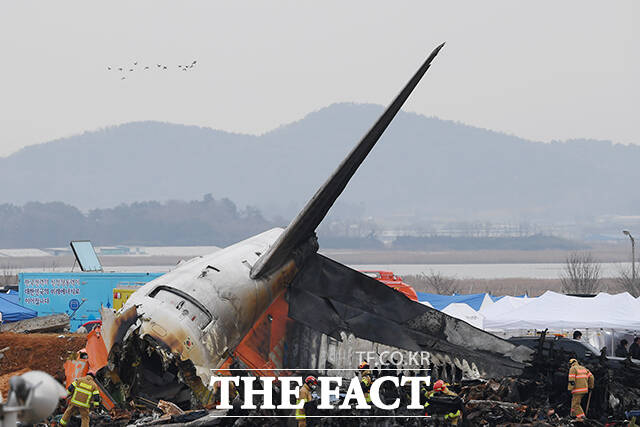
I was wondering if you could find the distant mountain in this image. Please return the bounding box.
[2,103,639,221]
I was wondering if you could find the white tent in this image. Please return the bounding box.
[419,301,434,308]
[442,303,485,329]
[478,294,495,313]
[479,295,530,319]
[484,291,640,331]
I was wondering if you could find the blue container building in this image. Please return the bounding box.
[19,272,162,330]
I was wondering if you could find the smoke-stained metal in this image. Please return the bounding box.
[101,229,300,394]
[287,254,532,378]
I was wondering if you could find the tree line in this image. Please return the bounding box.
[0,194,585,252]
[0,194,278,249]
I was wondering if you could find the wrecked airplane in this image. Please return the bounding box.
[98,43,533,408]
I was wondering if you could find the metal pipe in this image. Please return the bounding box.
[623,230,635,283]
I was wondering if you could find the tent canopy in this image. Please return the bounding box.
[0,291,37,323]
[1,289,19,305]
[416,292,494,311]
[484,291,640,331]
[442,303,485,329]
[480,295,530,319]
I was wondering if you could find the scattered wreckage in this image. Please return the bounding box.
[14,44,637,425]
[0,313,69,334]
[54,330,640,426]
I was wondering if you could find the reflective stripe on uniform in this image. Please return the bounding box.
[295,398,308,419]
[362,376,372,403]
[572,387,589,394]
[424,390,433,407]
[70,381,94,408]
[445,409,461,419]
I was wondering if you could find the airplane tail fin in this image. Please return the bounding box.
[251,43,445,279]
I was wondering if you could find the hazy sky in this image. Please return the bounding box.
[0,1,637,157]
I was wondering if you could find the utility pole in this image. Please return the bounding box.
[623,230,635,283]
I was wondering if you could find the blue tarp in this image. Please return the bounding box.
[1,290,19,305]
[0,291,37,323]
[417,292,528,311]
[416,292,491,311]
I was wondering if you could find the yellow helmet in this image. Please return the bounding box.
[569,358,578,365]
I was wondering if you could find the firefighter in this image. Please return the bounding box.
[359,361,373,405]
[60,373,101,427]
[212,376,239,406]
[424,380,463,425]
[567,358,595,420]
[295,375,317,427]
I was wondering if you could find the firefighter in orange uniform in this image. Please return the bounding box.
[424,380,462,425]
[567,358,594,420]
[60,373,101,427]
[295,375,317,427]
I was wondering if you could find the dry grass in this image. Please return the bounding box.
[322,243,629,265]
[404,276,624,297]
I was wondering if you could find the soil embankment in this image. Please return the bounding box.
[0,332,86,396]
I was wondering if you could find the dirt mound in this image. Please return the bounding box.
[0,332,86,396]
[0,368,30,398]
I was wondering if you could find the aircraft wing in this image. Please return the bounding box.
[287,254,533,378]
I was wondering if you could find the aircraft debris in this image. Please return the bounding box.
[95,44,542,414]
[157,399,184,416]
[3,42,636,426]
[0,313,69,333]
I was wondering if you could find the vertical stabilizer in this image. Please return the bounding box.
[251,43,445,279]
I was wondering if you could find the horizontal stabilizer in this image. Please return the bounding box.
[287,254,532,378]
[251,43,445,279]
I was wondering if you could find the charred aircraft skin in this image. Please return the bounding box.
[108,228,293,388]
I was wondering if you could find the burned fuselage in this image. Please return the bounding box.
[96,43,533,408]
[102,228,298,405]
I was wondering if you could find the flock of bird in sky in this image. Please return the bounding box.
[108,60,198,80]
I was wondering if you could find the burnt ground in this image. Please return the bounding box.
[0,332,86,396]
[1,331,639,425]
